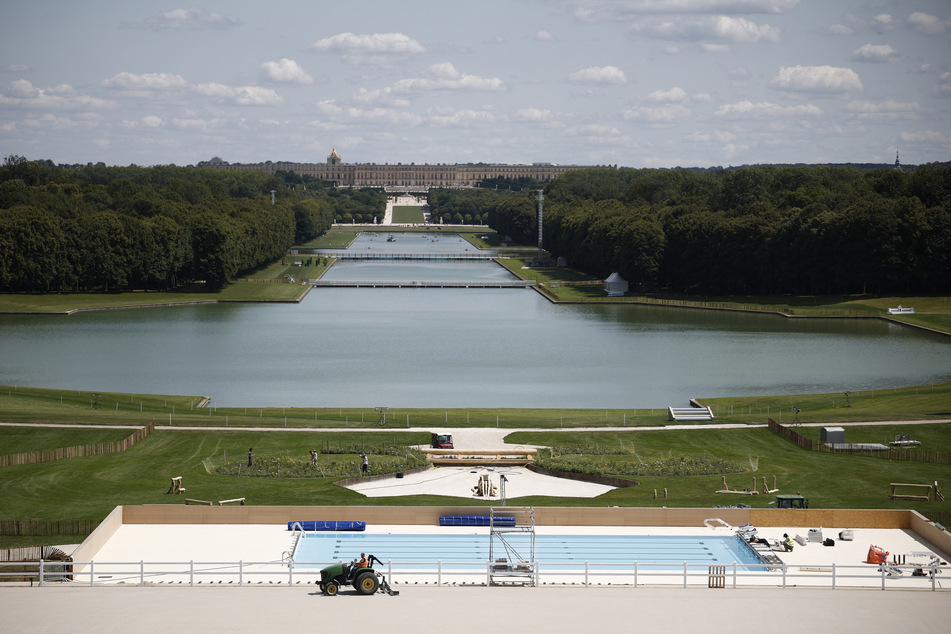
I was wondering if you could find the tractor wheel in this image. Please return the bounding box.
[324,581,339,596]
[355,572,378,595]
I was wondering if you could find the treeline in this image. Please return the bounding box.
[0,158,368,292]
[427,177,547,225]
[273,170,387,224]
[434,164,951,295]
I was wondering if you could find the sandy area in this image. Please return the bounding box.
[345,465,613,499]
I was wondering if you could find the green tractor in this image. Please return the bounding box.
[318,554,398,596]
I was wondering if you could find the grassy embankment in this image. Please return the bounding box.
[0,231,363,314]
[1,382,949,547]
[496,257,951,336]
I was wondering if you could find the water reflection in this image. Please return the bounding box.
[0,234,948,408]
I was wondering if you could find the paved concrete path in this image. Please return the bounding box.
[3,585,949,633]
[3,420,949,451]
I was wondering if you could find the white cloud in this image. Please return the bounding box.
[846,100,920,122]
[314,100,343,116]
[345,107,421,126]
[827,24,853,36]
[571,1,799,19]
[171,117,228,130]
[536,30,555,41]
[310,32,425,54]
[22,113,82,130]
[1,64,30,73]
[122,9,240,31]
[574,123,620,136]
[871,14,896,32]
[686,129,736,143]
[102,72,188,90]
[391,64,505,93]
[646,87,688,102]
[2,79,115,109]
[769,65,862,94]
[193,83,283,106]
[630,15,781,43]
[10,79,39,98]
[846,100,919,114]
[567,65,627,85]
[851,44,899,63]
[934,72,951,97]
[120,115,163,129]
[907,12,951,35]
[515,108,553,122]
[261,59,313,85]
[623,104,691,123]
[900,130,949,144]
[715,100,823,117]
[426,108,495,128]
[351,64,503,104]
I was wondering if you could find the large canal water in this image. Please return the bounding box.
[1,233,948,408]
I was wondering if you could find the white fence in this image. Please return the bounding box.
[1,559,943,591]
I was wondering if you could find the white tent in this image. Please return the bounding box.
[604,272,628,297]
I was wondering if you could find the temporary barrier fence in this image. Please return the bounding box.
[1,558,942,592]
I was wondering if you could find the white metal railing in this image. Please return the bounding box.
[0,559,943,591]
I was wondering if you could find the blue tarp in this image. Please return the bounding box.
[288,520,366,531]
[439,516,516,527]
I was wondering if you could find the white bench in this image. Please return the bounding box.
[887,307,914,314]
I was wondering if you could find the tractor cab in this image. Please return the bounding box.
[773,494,808,509]
[431,433,453,449]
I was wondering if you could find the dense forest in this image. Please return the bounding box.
[0,158,383,292]
[430,164,951,295]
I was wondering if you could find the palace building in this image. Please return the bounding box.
[198,149,601,188]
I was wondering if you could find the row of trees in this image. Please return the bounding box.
[427,188,493,225]
[0,157,349,291]
[273,170,387,224]
[433,164,951,295]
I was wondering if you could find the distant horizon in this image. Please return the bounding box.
[27,154,933,171]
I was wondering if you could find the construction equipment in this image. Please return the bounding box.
[430,433,453,449]
[318,555,398,596]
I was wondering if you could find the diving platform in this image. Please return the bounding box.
[310,280,534,289]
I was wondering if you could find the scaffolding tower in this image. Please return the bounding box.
[488,506,535,585]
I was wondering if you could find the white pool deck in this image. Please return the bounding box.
[6,522,949,634]
[65,522,948,590]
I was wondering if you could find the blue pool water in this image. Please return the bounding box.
[294,533,762,570]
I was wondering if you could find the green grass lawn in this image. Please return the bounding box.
[0,426,136,454]
[507,427,951,514]
[391,206,425,223]
[1,382,949,429]
[2,423,947,529]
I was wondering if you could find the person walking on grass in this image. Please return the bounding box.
[361,452,369,474]
[248,448,254,467]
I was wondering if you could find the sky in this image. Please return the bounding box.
[1,0,949,169]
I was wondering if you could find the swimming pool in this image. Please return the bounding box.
[293,532,763,570]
